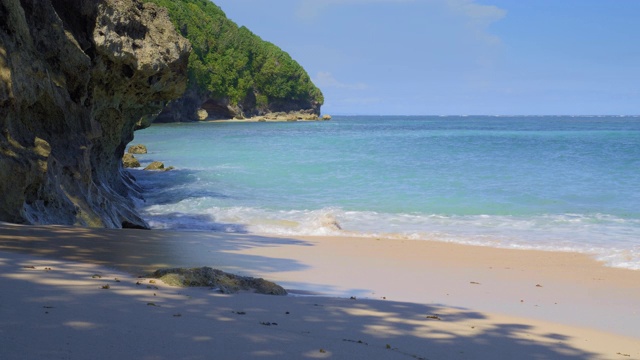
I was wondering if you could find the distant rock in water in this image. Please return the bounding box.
[149,267,287,295]
[122,154,141,168]
[144,161,174,171]
[128,144,148,154]
[0,0,190,228]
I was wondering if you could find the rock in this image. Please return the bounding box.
[143,161,173,171]
[0,0,190,228]
[319,213,342,231]
[144,161,165,171]
[322,114,332,120]
[122,154,140,168]
[128,144,147,154]
[197,109,208,121]
[149,267,287,295]
[158,92,322,122]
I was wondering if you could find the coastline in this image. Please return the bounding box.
[206,118,328,123]
[1,222,639,359]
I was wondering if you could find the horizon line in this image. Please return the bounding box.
[323,114,640,117]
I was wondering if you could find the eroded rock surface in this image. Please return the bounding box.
[149,267,288,295]
[122,153,140,168]
[0,0,190,228]
[128,144,148,154]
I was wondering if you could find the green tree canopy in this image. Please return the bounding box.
[144,0,323,109]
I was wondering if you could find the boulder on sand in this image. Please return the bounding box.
[149,267,287,295]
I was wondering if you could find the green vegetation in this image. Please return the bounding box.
[144,0,323,109]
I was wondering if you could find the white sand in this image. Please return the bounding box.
[0,222,639,359]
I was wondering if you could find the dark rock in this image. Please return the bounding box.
[0,0,190,227]
[149,267,287,295]
[155,77,321,122]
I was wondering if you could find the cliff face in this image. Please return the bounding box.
[0,0,190,228]
[155,88,322,122]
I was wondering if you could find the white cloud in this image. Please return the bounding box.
[444,0,506,44]
[297,0,506,44]
[296,0,414,20]
[314,71,368,90]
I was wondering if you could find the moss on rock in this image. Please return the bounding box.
[149,267,287,295]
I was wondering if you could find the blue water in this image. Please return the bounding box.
[130,116,640,269]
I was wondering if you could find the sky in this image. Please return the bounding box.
[213,0,640,115]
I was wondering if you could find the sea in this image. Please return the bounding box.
[130,116,640,270]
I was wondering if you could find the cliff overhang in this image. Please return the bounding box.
[0,0,190,228]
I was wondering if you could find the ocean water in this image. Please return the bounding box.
[130,116,640,270]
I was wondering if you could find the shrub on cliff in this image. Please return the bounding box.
[143,0,323,118]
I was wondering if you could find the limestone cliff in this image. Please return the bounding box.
[0,0,190,228]
[155,88,322,122]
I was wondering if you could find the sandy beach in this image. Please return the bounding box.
[1,222,639,359]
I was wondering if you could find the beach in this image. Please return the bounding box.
[1,222,639,359]
[3,1,638,359]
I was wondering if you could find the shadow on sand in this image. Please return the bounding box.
[0,222,624,359]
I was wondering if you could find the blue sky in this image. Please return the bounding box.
[213,0,640,115]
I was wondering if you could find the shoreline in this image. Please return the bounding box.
[205,118,328,123]
[1,222,639,358]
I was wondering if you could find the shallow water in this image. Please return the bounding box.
[131,116,640,269]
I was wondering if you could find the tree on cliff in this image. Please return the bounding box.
[143,0,323,120]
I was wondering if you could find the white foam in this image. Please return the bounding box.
[138,202,640,270]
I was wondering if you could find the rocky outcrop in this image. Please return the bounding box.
[122,153,140,168]
[156,91,322,122]
[0,0,190,228]
[128,144,147,154]
[144,161,173,171]
[145,0,322,123]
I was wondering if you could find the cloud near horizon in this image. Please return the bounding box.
[296,0,413,20]
[297,0,505,27]
[314,72,368,90]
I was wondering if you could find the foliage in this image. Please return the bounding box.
[143,0,323,107]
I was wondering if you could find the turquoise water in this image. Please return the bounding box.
[131,116,640,269]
